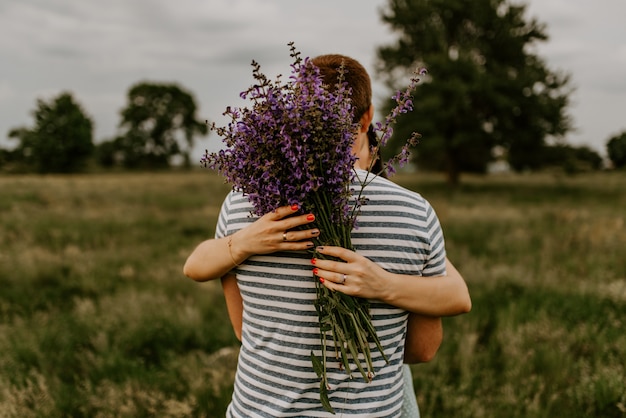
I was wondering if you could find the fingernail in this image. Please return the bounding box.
[306,242,314,248]
[313,268,319,275]
[311,258,316,265]
[306,214,315,221]
[316,246,324,251]
[291,203,299,211]
[311,229,319,236]
[319,277,325,283]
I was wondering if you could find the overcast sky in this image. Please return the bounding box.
[1,0,625,157]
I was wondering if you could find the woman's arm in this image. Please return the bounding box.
[222,275,446,364]
[221,273,446,357]
[311,249,471,364]
[312,247,472,316]
[213,216,470,361]
[222,258,469,346]
[183,205,319,282]
[402,258,469,363]
[402,259,470,363]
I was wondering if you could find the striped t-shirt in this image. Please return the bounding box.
[215,169,446,417]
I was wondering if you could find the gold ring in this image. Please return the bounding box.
[282,233,287,241]
[341,274,347,284]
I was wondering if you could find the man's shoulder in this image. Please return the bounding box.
[364,174,430,206]
[219,190,255,219]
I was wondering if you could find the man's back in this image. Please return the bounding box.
[216,171,446,417]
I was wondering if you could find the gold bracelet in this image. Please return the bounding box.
[227,235,240,267]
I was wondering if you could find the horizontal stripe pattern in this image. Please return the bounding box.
[215,171,446,417]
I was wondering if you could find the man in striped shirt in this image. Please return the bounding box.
[185,54,452,417]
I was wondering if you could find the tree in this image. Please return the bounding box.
[113,82,208,169]
[377,0,573,184]
[541,144,602,173]
[7,92,93,173]
[606,131,626,169]
[570,145,602,172]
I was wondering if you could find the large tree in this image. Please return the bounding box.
[377,0,573,184]
[112,82,208,169]
[7,92,93,173]
[606,131,626,169]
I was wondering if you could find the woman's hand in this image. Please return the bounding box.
[230,204,320,261]
[311,247,471,316]
[184,204,319,281]
[310,245,390,300]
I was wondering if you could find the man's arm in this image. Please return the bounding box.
[404,313,443,363]
[222,275,444,362]
[221,274,243,341]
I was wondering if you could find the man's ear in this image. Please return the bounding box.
[359,105,375,133]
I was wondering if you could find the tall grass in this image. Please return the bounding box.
[1,171,624,417]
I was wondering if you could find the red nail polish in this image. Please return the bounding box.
[311,258,316,265]
[291,203,299,211]
[307,214,315,221]
[313,268,319,275]
[319,277,325,283]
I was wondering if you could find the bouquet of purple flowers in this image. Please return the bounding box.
[203,42,423,413]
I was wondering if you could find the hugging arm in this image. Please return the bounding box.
[311,249,470,363]
[404,258,469,363]
[404,313,443,363]
[312,247,471,316]
[221,256,471,364]
[191,204,471,362]
[183,204,319,282]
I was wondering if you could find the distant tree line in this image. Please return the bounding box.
[0,82,207,173]
[1,0,626,178]
[376,0,625,182]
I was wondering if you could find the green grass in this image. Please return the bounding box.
[1,170,625,417]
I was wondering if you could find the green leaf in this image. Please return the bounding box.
[319,380,335,414]
[335,301,353,316]
[347,340,369,382]
[340,292,358,310]
[338,341,352,376]
[310,351,324,378]
[357,308,389,364]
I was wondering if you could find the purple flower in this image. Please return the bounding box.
[203,45,359,228]
[367,67,425,175]
[201,43,426,414]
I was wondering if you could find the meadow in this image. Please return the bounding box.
[0,170,624,417]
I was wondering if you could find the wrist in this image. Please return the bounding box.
[380,271,418,312]
[227,231,247,266]
[226,235,240,267]
[377,270,399,305]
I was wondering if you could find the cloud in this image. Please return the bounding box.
[0,81,15,103]
[1,0,625,153]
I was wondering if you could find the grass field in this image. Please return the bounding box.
[0,170,625,417]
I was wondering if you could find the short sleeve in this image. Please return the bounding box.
[214,193,232,240]
[422,203,447,277]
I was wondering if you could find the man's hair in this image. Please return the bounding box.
[311,54,372,122]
